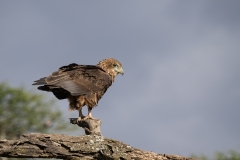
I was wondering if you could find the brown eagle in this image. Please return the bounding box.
[33,58,124,121]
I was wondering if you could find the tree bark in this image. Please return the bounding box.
[0,133,195,160]
[0,119,196,159]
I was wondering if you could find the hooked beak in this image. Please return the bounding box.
[119,68,124,75]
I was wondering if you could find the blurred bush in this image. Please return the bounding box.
[0,82,73,140]
[192,149,240,160]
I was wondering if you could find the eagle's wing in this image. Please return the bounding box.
[33,64,112,96]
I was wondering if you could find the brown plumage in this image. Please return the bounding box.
[33,58,124,121]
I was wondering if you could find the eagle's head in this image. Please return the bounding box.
[97,58,124,80]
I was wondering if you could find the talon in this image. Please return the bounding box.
[83,115,95,120]
[77,117,82,122]
[83,107,96,120]
[77,116,85,122]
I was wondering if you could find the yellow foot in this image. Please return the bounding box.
[83,115,96,120]
[77,116,85,122]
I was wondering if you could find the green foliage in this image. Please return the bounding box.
[214,150,240,160]
[191,154,208,160]
[192,149,240,160]
[0,82,73,140]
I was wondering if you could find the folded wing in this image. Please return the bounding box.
[33,64,112,99]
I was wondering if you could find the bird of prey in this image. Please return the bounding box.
[33,58,124,121]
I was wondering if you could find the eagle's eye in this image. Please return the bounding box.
[113,64,118,67]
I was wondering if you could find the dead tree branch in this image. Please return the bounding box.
[70,118,102,136]
[0,133,195,160]
[0,118,195,159]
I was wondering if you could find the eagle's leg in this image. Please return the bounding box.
[77,108,85,121]
[76,96,86,122]
[77,107,85,122]
[83,107,96,120]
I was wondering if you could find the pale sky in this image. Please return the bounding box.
[1,0,240,157]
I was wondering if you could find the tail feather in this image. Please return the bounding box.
[32,77,47,85]
[37,85,51,91]
[37,85,70,99]
[52,92,69,99]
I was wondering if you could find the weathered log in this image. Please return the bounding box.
[0,133,195,160]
